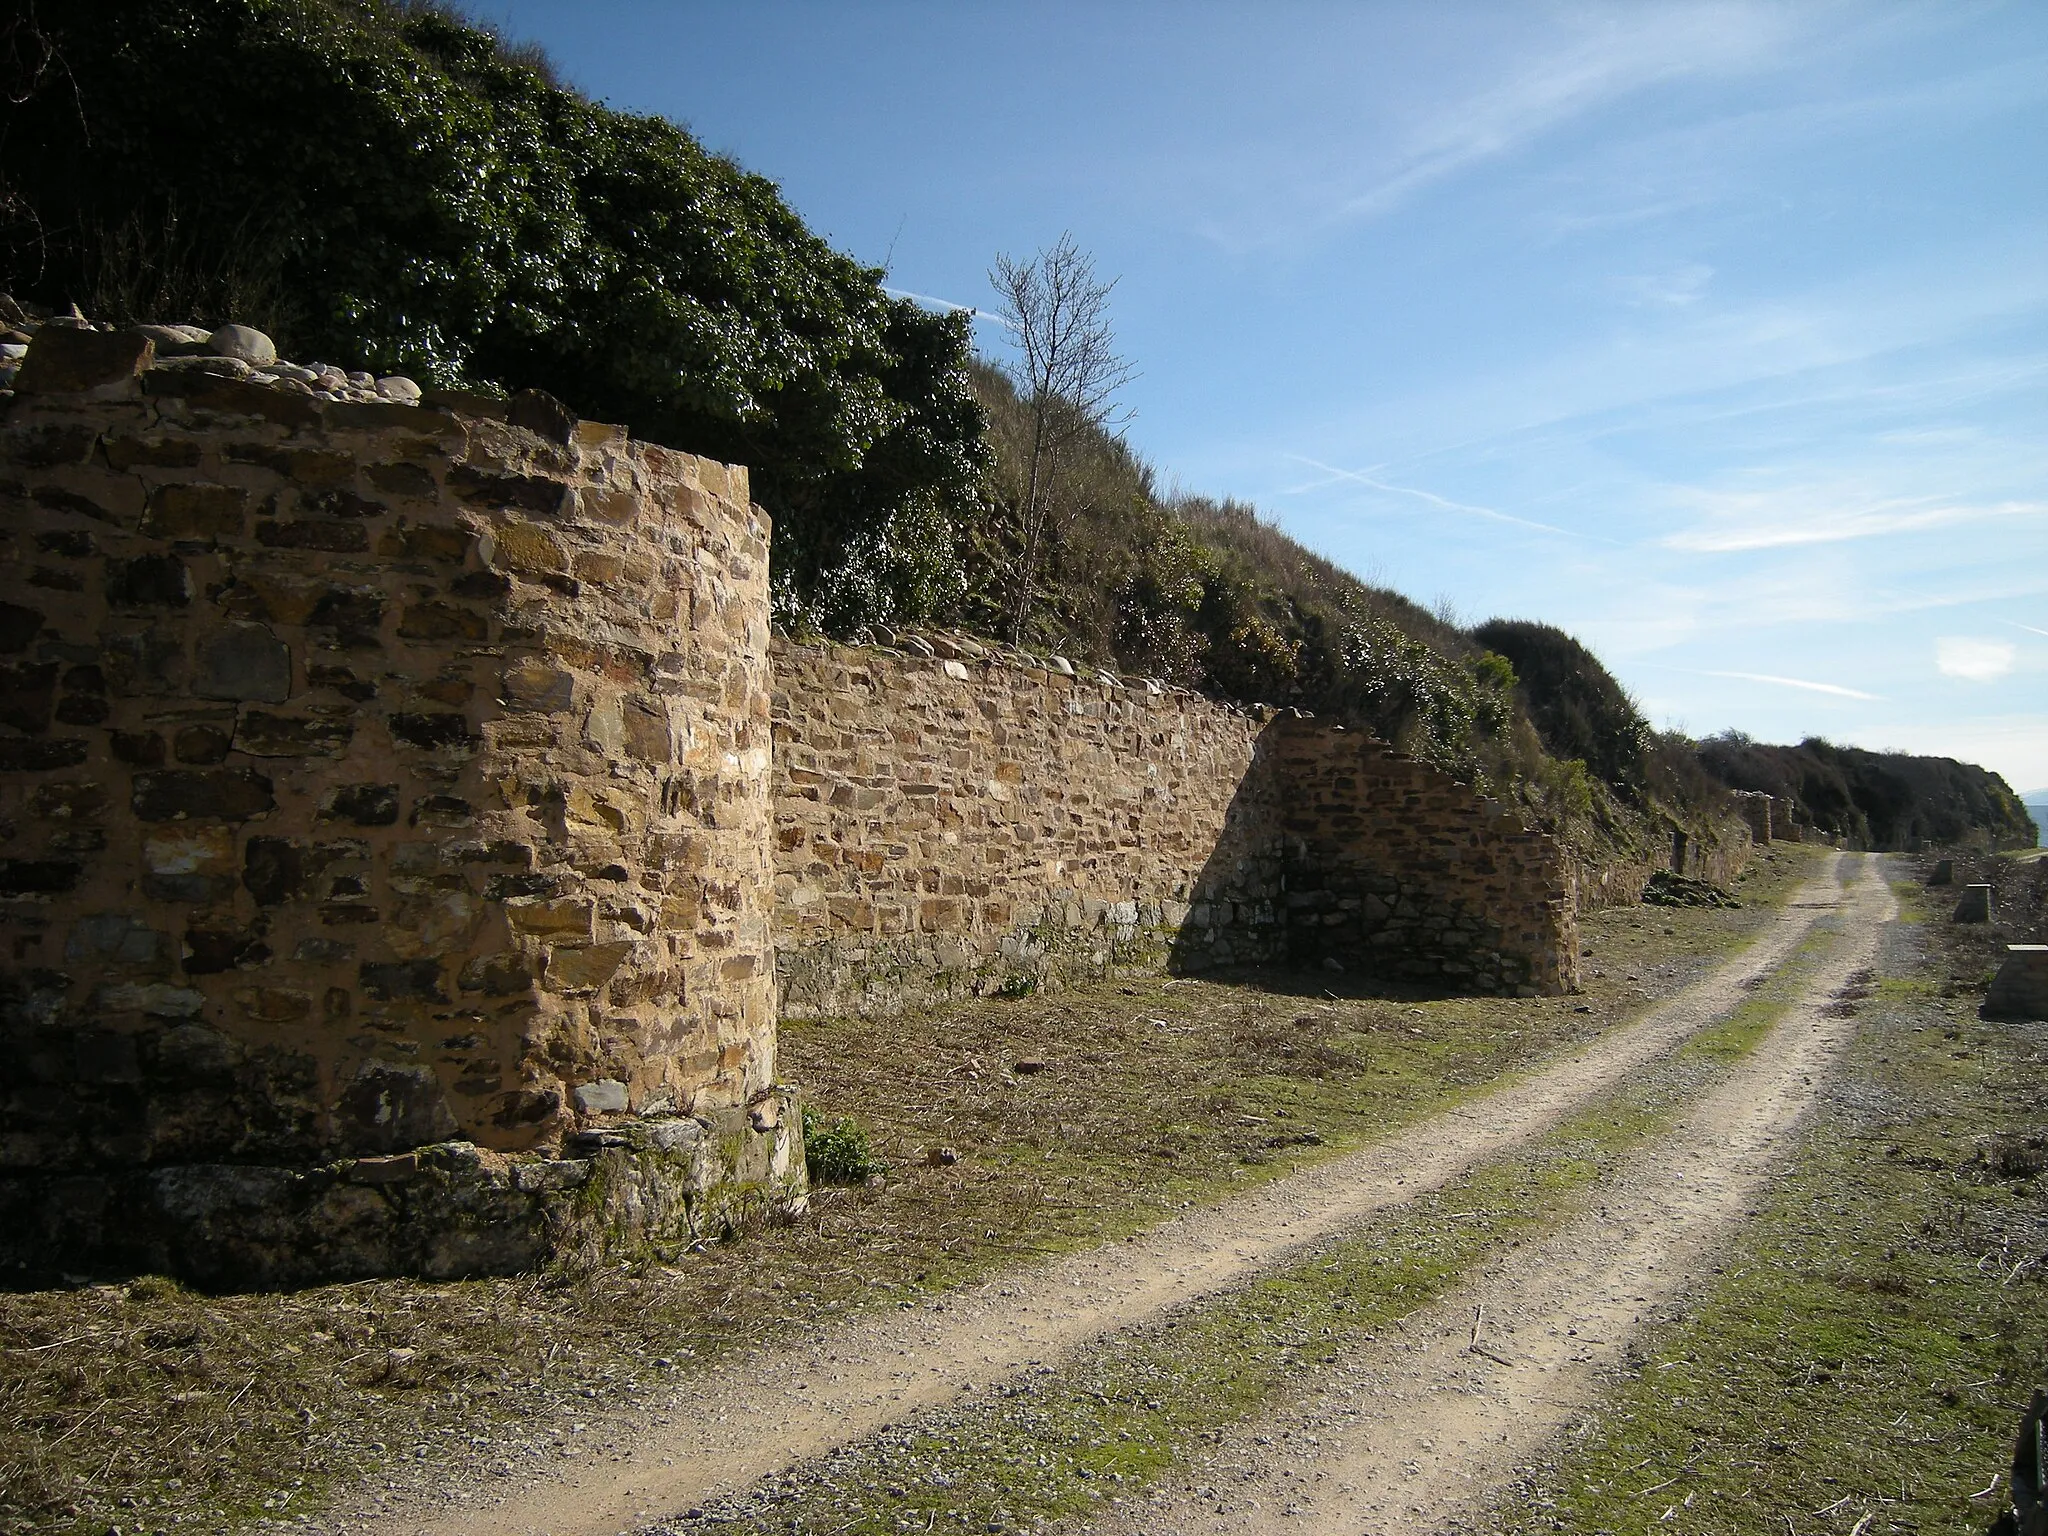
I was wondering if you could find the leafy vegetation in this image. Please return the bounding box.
[3,0,2025,854]
[800,1109,888,1186]
[961,362,1546,794]
[0,0,989,633]
[1699,733,2039,850]
[1471,619,1652,790]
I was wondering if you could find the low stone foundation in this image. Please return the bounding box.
[0,1090,803,1289]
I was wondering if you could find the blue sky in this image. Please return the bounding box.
[484,1,2048,794]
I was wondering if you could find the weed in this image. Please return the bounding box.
[802,1109,889,1184]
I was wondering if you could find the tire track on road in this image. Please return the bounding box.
[1088,855,1892,1535]
[360,856,1850,1536]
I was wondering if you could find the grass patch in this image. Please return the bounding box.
[1494,865,2048,1534]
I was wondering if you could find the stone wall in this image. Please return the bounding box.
[771,638,1286,1014]
[0,326,797,1284]
[1270,720,1578,995]
[0,319,1620,1284]
[770,640,1579,1010]
[1569,813,1753,914]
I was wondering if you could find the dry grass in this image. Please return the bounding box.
[0,848,1823,1534]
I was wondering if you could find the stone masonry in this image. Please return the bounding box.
[0,325,798,1286]
[770,641,1581,1012]
[2,317,1620,1287]
[772,639,1287,1014]
[1271,719,1579,995]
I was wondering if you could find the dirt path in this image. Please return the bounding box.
[359,855,1849,1536]
[1084,854,1894,1535]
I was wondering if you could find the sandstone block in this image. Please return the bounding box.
[545,942,632,991]
[235,709,352,757]
[256,518,369,553]
[171,722,233,764]
[235,987,313,1022]
[191,618,292,704]
[507,897,595,938]
[66,913,167,968]
[572,1079,629,1116]
[397,601,490,642]
[389,712,474,751]
[96,982,206,1019]
[319,783,401,825]
[503,661,575,712]
[132,768,275,822]
[106,554,191,608]
[359,960,447,1002]
[142,483,248,541]
[337,1064,457,1155]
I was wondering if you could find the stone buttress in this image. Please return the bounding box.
[0,328,799,1287]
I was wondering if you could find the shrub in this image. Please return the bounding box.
[1469,619,1651,792]
[2,0,988,632]
[801,1108,887,1185]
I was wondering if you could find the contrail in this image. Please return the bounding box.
[1700,669,1881,701]
[1286,455,1582,538]
[881,286,1014,331]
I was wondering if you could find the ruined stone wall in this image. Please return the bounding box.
[771,639,1286,1014]
[1270,720,1579,996]
[771,641,1581,1009]
[1569,814,1753,915]
[1,321,1605,1282]
[0,329,793,1283]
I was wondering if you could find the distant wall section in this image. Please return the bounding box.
[771,640,1286,1014]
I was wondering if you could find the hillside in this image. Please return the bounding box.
[1696,734,2038,851]
[2,0,2025,863]
[0,0,991,639]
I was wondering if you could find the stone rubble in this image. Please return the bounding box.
[0,297,419,407]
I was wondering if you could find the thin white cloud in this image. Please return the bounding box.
[1284,455,1582,538]
[2006,620,2048,639]
[1617,262,1715,308]
[1936,636,2017,682]
[1700,669,1883,701]
[881,286,1013,331]
[1663,494,2045,553]
[1327,7,1798,228]
[1171,3,1810,254]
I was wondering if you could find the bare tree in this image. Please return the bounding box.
[989,233,1135,645]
